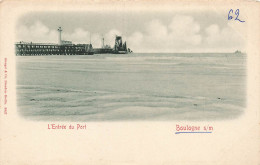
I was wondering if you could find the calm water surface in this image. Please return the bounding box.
[16,53,246,121]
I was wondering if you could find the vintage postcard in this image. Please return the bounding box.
[0,0,260,164]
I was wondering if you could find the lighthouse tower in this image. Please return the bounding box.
[57,27,62,45]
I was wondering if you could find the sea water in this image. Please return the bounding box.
[16,53,246,121]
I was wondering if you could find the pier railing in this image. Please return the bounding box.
[15,42,94,56]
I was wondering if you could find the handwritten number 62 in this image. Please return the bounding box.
[228,9,245,22]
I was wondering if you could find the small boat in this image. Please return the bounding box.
[234,50,242,54]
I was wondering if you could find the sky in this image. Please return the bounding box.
[16,11,246,53]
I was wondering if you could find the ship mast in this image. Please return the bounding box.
[102,35,105,48]
[90,33,91,44]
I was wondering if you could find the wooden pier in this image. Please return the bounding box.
[15,42,94,56]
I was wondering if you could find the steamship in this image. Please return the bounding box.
[93,35,132,54]
[113,35,132,54]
